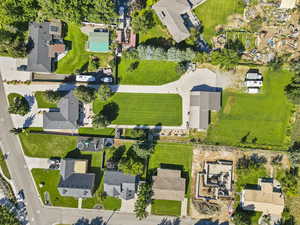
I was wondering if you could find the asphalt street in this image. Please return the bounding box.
[0,73,203,225]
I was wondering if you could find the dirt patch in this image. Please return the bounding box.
[189,146,290,221]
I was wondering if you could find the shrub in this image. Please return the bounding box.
[73,86,96,103]
[8,96,29,116]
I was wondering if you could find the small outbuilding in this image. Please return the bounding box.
[244,69,263,94]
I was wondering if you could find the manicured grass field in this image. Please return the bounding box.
[151,200,181,216]
[34,91,58,108]
[118,59,181,85]
[31,169,78,208]
[78,127,115,136]
[93,93,182,126]
[194,0,244,42]
[206,69,294,149]
[0,148,11,179]
[19,133,77,158]
[149,143,193,195]
[55,24,112,74]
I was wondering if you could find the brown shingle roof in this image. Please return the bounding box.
[152,168,185,201]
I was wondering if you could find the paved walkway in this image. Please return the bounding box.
[181,198,188,217]
[3,68,232,129]
[119,195,137,213]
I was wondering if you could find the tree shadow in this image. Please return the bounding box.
[241,132,250,143]
[23,114,35,128]
[74,217,104,225]
[139,37,173,49]
[101,102,119,122]
[194,219,229,225]
[158,217,181,225]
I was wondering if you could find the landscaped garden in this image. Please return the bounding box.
[206,69,294,149]
[193,0,245,42]
[118,59,181,85]
[55,24,112,74]
[93,93,182,126]
[19,133,77,158]
[151,199,181,216]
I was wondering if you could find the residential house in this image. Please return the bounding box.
[27,20,65,73]
[87,31,110,53]
[77,137,113,151]
[43,91,82,130]
[152,0,202,43]
[189,90,221,130]
[245,70,263,94]
[152,168,186,201]
[57,159,95,198]
[241,178,284,216]
[104,171,138,200]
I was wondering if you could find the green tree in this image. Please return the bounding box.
[118,156,144,175]
[88,56,100,72]
[97,85,112,101]
[233,213,250,225]
[131,9,155,33]
[193,52,210,64]
[88,0,117,24]
[211,49,240,70]
[92,113,110,128]
[268,55,284,71]
[8,96,30,116]
[44,90,62,103]
[73,86,96,103]
[131,143,152,160]
[134,183,153,220]
[0,205,21,225]
[176,61,188,75]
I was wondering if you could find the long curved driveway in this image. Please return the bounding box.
[0,74,204,225]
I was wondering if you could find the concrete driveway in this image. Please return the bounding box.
[0,57,31,81]
[119,196,137,213]
[24,156,50,170]
[3,68,232,129]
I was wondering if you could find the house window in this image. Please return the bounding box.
[161,11,166,17]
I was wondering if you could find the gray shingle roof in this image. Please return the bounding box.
[104,171,137,200]
[152,0,191,42]
[43,91,80,129]
[189,90,221,129]
[27,22,53,73]
[58,159,95,198]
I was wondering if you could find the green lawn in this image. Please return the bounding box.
[149,143,193,195]
[194,0,244,42]
[139,24,171,44]
[31,169,78,208]
[235,167,268,192]
[34,91,58,108]
[78,127,115,136]
[93,93,182,126]
[118,59,181,85]
[151,200,181,216]
[206,69,294,149]
[0,148,11,179]
[103,196,122,210]
[19,133,77,158]
[55,24,112,74]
